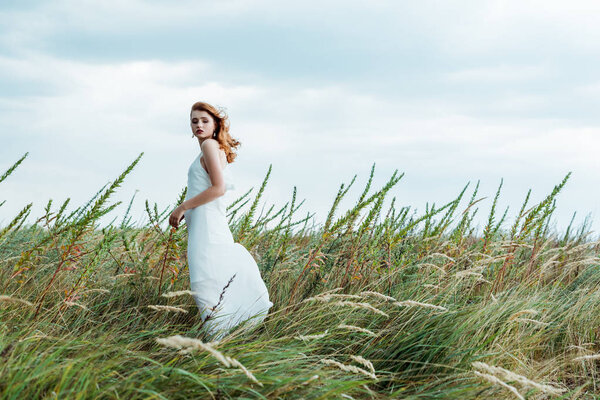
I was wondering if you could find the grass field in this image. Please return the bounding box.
[1,152,599,399]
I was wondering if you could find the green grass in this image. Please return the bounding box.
[1,152,598,399]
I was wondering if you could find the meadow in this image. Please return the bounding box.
[1,152,599,399]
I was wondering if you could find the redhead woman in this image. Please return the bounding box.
[168,101,273,338]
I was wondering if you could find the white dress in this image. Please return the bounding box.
[183,151,273,337]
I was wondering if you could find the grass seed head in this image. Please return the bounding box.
[0,295,33,306]
[321,358,378,380]
[473,371,524,400]
[64,301,88,310]
[573,354,600,362]
[472,362,565,395]
[331,301,389,317]
[394,300,447,312]
[148,305,188,313]
[350,355,375,373]
[360,291,396,302]
[295,329,329,341]
[161,290,198,298]
[338,324,377,336]
[156,335,262,386]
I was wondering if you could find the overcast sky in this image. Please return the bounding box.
[1,0,599,237]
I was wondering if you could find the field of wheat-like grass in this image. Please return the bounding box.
[1,152,599,399]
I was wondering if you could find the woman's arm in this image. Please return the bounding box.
[169,139,227,228]
[182,186,223,210]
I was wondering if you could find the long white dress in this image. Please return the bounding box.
[183,151,273,337]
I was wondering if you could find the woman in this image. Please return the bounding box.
[168,101,273,338]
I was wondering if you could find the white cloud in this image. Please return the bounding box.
[430,0,600,54]
[445,65,553,83]
[1,1,599,234]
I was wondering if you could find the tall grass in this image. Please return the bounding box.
[1,152,599,399]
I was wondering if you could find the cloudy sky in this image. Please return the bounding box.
[1,0,599,236]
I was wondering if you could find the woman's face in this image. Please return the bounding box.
[191,110,217,140]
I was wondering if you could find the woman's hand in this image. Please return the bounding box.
[169,204,186,229]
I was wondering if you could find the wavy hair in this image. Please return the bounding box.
[190,101,241,163]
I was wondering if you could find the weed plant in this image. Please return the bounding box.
[1,153,598,399]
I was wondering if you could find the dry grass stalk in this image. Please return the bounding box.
[18,333,52,342]
[64,301,88,310]
[539,246,566,256]
[325,293,363,299]
[338,324,377,337]
[566,343,594,352]
[426,253,455,262]
[0,295,33,306]
[295,329,328,341]
[350,355,375,373]
[514,318,549,327]
[454,271,491,284]
[147,305,188,313]
[81,288,110,294]
[423,284,440,289]
[362,384,375,396]
[302,375,319,385]
[473,371,524,400]
[539,260,559,275]
[565,240,600,255]
[303,293,363,303]
[156,335,262,386]
[320,287,343,295]
[224,358,261,386]
[454,269,482,278]
[331,301,389,317]
[472,361,565,396]
[508,309,538,320]
[113,273,135,279]
[394,300,447,312]
[360,291,396,302]
[499,242,533,250]
[161,290,197,298]
[416,263,447,275]
[573,354,600,362]
[474,255,509,265]
[321,358,377,380]
[564,257,600,269]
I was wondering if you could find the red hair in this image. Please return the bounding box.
[190,101,241,163]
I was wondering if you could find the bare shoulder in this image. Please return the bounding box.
[201,139,227,167]
[201,138,219,151]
